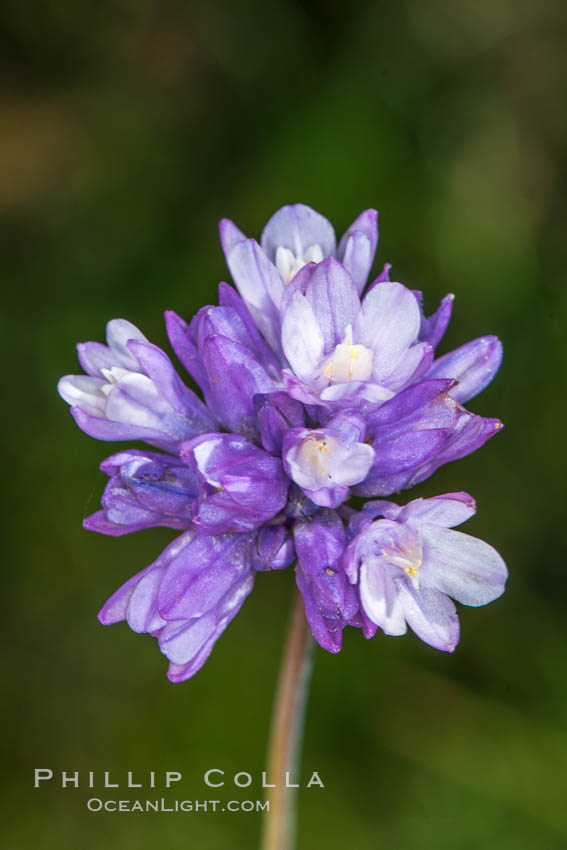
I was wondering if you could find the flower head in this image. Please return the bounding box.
[58,203,507,680]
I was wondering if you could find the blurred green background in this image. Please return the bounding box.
[2,0,567,847]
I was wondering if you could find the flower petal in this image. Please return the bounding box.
[386,342,434,392]
[398,493,476,528]
[219,217,247,256]
[281,291,325,380]
[360,428,451,488]
[70,404,174,450]
[427,336,503,403]
[223,237,283,351]
[159,572,254,667]
[356,283,421,382]
[127,340,217,435]
[359,562,407,635]
[254,391,306,455]
[296,565,343,653]
[106,319,148,370]
[182,433,289,533]
[253,525,295,571]
[369,263,391,286]
[127,565,167,633]
[304,258,361,352]
[366,378,455,428]
[330,442,375,487]
[98,563,155,625]
[77,342,124,378]
[337,209,378,294]
[164,310,208,390]
[397,583,460,651]
[420,525,508,606]
[260,203,336,262]
[158,534,253,621]
[418,293,454,347]
[217,282,283,377]
[58,375,106,417]
[202,334,278,438]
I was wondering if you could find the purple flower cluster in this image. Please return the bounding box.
[58,204,507,682]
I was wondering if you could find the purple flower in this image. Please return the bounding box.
[98,530,256,682]
[58,319,216,452]
[282,412,374,507]
[254,391,306,455]
[252,525,296,571]
[180,433,289,533]
[219,204,378,353]
[166,297,281,441]
[344,493,508,651]
[354,379,503,496]
[58,202,507,682]
[426,334,503,404]
[84,450,198,536]
[412,289,454,347]
[218,205,503,415]
[293,509,360,653]
[279,260,433,407]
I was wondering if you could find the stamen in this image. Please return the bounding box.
[100,366,131,396]
[275,243,324,284]
[298,434,338,479]
[321,324,373,383]
[403,557,422,578]
[381,547,422,588]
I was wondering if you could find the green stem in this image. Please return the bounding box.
[260,587,314,850]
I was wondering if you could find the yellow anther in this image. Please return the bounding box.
[403,557,422,577]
